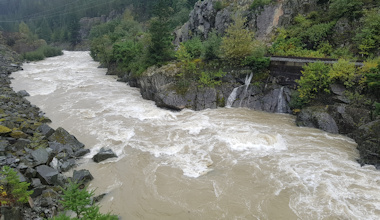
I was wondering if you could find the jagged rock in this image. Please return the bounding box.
[0,140,8,155]
[31,178,43,187]
[12,138,31,150]
[72,169,93,184]
[48,141,74,158]
[37,124,55,138]
[92,193,107,204]
[17,90,30,97]
[60,158,76,172]
[296,106,339,134]
[49,157,60,170]
[36,165,59,185]
[31,148,49,166]
[74,148,90,157]
[24,167,37,179]
[93,148,117,163]
[48,127,84,151]
[31,186,46,198]
[354,120,380,167]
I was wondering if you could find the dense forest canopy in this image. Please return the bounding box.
[0,0,197,43]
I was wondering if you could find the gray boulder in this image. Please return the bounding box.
[93,148,117,163]
[36,165,59,185]
[37,124,55,138]
[72,169,93,184]
[17,90,30,97]
[48,127,84,151]
[74,148,90,158]
[31,148,49,166]
[296,106,339,134]
[60,158,76,172]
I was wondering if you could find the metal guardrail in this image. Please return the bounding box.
[269,56,364,66]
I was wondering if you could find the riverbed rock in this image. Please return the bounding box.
[93,148,117,163]
[74,148,90,158]
[36,165,59,185]
[0,125,12,135]
[17,90,30,97]
[31,148,49,166]
[37,124,55,138]
[48,127,85,151]
[73,169,94,184]
[296,106,339,134]
[354,120,380,167]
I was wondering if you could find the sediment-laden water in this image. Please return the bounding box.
[11,51,380,219]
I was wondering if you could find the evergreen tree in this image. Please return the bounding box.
[36,18,52,43]
[147,0,174,66]
[67,13,81,45]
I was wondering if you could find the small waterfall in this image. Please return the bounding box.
[226,87,239,107]
[239,73,253,107]
[277,86,286,113]
[226,73,253,108]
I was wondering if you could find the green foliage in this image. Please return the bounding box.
[59,181,118,220]
[374,102,380,116]
[328,59,357,87]
[89,20,120,40]
[182,36,203,59]
[221,14,256,62]
[329,0,364,19]
[0,166,33,206]
[147,0,175,66]
[301,22,335,45]
[202,31,222,60]
[197,70,226,88]
[355,9,380,57]
[23,45,63,61]
[250,0,273,11]
[296,62,331,103]
[365,62,380,96]
[242,56,270,73]
[90,35,114,65]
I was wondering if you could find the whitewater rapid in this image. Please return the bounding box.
[11,51,380,220]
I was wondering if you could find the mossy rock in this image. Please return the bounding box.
[0,125,12,135]
[10,130,29,139]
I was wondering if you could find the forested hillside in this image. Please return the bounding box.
[0,0,197,44]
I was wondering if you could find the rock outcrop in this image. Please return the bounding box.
[174,0,318,44]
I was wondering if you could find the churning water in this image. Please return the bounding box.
[11,51,380,219]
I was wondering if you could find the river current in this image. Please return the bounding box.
[11,51,380,219]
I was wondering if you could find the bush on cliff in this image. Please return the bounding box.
[296,62,331,103]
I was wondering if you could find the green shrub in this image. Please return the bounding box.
[202,31,222,60]
[57,180,118,220]
[197,70,226,88]
[0,166,33,206]
[242,56,270,73]
[355,9,380,57]
[23,45,63,61]
[183,36,203,59]
[296,62,331,103]
[213,1,225,11]
[374,102,380,116]
[328,59,357,87]
[365,62,380,96]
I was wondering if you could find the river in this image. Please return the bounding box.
[11,51,380,219]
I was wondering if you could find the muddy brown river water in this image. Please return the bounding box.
[11,51,380,220]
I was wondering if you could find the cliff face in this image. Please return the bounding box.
[174,0,318,44]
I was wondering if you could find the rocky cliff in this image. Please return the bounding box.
[174,0,318,44]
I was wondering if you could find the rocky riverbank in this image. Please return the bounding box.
[0,48,94,219]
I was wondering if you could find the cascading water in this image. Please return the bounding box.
[11,51,380,220]
[226,73,253,108]
[276,86,286,113]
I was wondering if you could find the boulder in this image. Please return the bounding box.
[48,127,84,151]
[17,90,30,97]
[72,169,94,185]
[37,124,55,138]
[93,148,117,163]
[48,141,74,158]
[296,106,339,134]
[74,148,90,158]
[60,158,76,172]
[354,120,380,167]
[12,138,31,150]
[31,148,49,166]
[36,165,59,185]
